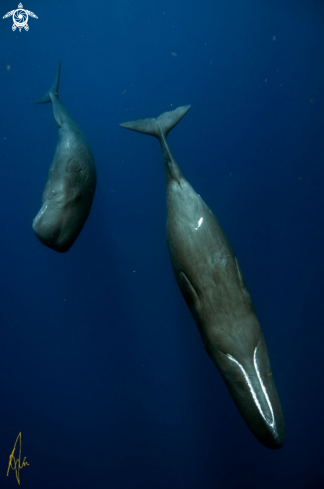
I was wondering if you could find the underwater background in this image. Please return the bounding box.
[1,0,324,487]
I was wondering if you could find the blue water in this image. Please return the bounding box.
[1,0,324,487]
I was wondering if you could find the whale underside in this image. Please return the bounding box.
[120,105,285,449]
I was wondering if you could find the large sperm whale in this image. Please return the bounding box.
[120,106,285,449]
[32,62,96,252]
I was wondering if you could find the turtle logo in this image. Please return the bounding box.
[3,3,38,32]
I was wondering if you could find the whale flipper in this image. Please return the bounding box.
[120,105,191,140]
[34,61,61,105]
[179,271,200,309]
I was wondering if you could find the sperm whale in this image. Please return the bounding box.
[120,106,285,449]
[33,62,96,252]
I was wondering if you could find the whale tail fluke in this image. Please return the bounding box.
[120,105,191,140]
[34,61,61,104]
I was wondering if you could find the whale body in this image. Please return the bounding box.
[33,62,96,253]
[120,106,285,449]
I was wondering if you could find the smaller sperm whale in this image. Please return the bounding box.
[120,106,285,449]
[33,62,97,253]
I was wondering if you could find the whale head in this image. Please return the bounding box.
[32,182,89,253]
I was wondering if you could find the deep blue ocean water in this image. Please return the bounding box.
[1,0,324,487]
